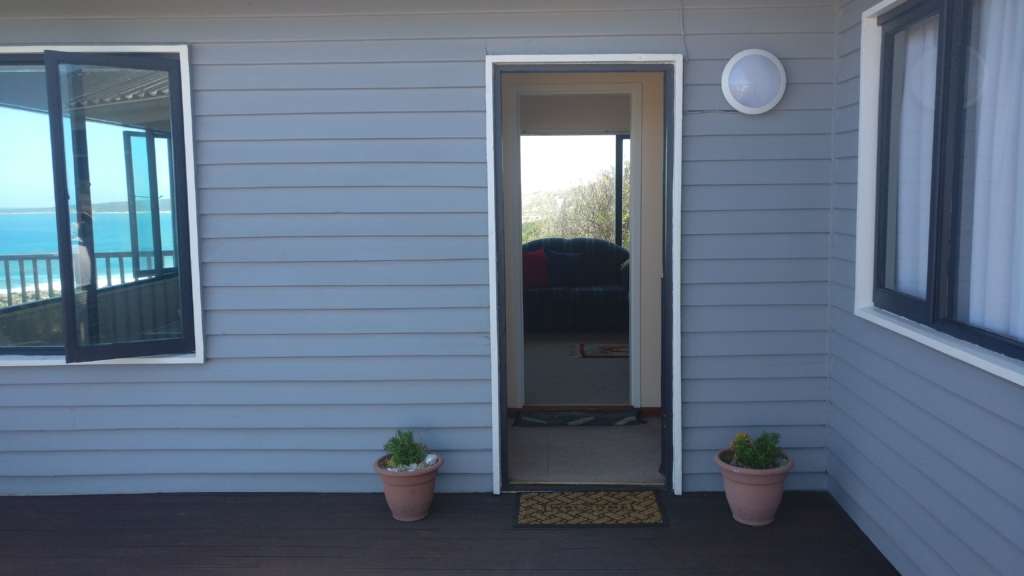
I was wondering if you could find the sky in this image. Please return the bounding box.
[519,135,619,202]
[0,106,158,211]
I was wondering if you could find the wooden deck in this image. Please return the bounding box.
[0,491,897,575]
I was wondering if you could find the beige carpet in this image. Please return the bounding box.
[524,332,629,405]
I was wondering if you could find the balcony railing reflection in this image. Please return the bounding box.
[0,251,174,309]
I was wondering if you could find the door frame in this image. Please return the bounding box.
[501,79,644,410]
[484,54,684,495]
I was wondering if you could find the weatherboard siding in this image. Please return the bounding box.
[0,0,681,495]
[828,1,1024,575]
[0,0,833,495]
[680,0,834,492]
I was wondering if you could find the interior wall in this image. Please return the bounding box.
[519,93,630,135]
[0,71,47,111]
[636,74,664,408]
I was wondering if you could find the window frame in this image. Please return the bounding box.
[858,0,1024,384]
[0,45,203,366]
[615,133,629,247]
[872,0,944,324]
[0,53,64,357]
[124,129,175,277]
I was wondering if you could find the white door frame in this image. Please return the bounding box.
[485,54,684,495]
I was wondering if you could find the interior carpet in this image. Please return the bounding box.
[513,409,643,427]
[516,490,664,526]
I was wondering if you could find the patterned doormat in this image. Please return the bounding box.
[577,343,630,358]
[516,491,664,526]
[513,409,643,427]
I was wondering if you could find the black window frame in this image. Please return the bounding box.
[874,0,1024,360]
[0,50,196,362]
[0,54,64,356]
[124,129,175,277]
[615,133,629,247]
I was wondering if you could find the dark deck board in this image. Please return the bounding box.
[0,491,897,575]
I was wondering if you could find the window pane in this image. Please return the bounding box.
[955,0,1024,340]
[55,62,184,347]
[154,135,177,269]
[127,132,156,272]
[0,64,64,348]
[520,135,618,244]
[881,15,939,298]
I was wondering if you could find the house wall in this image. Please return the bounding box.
[0,0,833,495]
[829,1,1024,575]
[677,0,836,491]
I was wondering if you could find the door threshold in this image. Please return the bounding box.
[505,481,666,493]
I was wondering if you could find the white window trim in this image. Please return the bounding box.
[855,2,1024,388]
[0,44,204,366]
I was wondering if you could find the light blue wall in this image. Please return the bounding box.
[0,0,686,495]
[0,0,829,506]
[680,0,836,492]
[829,1,1024,575]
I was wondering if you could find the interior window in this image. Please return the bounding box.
[519,134,628,247]
[125,131,176,276]
[617,135,631,250]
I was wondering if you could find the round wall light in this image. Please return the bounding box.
[721,49,787,115]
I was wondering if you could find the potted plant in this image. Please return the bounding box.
[374,430,443,522]
[715,432,793,526]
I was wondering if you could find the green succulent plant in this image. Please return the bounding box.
[384,430,427,468]
[728,432,785,470]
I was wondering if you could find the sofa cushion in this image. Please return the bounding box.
[522,237,628,287]
[523,285,628,332]
[523,248,549,289]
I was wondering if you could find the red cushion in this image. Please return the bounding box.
[523,248,549,289]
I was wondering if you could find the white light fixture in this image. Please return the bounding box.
[721,49,787,115]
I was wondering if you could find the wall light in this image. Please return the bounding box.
[721,49,787,115]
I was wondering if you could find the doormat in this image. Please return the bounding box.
[577,343,629,358]
[513,409,643,427]
[517,490,664,526]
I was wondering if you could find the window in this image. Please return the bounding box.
[519,134,630,247]
[871,0,1024,360]
[0,48,199,363]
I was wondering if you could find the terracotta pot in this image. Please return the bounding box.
[374,455,443,522]
[715,449,793,526]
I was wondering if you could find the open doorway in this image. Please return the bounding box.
[497,71,668,487]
